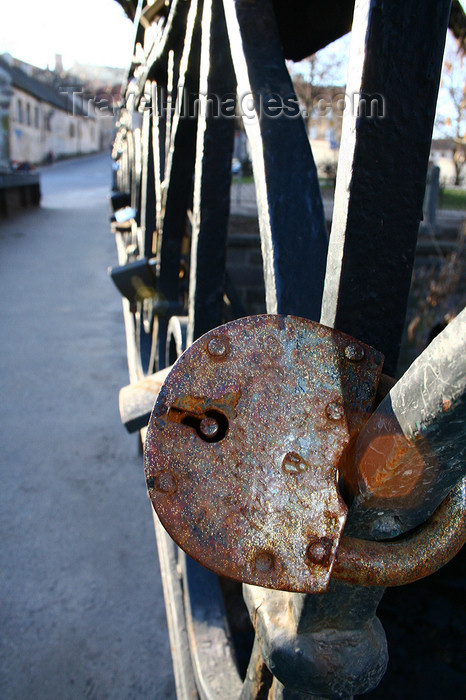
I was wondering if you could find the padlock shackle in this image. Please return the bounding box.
[333,477,466,587]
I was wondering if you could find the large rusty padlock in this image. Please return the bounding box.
[144,314,384,593]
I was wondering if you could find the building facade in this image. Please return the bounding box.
[0,55,103,166]
[10,86,98,163]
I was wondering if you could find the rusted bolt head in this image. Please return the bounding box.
[326,401,344,421]
[154,472,177,494]
[254,551,275,573]
[207,335,229,358]
[199,417,219,438]
[344,343,365,362]
[306,537,333,567]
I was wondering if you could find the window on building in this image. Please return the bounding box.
[26,103,31,126]
[17,99,23,123]
[34,106,39,128]
[69,123,75,138]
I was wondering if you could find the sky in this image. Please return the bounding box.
[0,0,135,70]
[2,0,466,74]
[2,0,465,73]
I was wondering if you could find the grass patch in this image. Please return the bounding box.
[438,189,466,210]
[318,178,335,191]
[231,174,254,185]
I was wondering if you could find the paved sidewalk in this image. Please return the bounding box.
[0,154,176,700]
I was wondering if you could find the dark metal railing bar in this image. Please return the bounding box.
[320,0,452,377]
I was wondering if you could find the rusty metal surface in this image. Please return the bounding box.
[333,477,466,587]
[144,314,383,593]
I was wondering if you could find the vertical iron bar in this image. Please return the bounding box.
[320,0,452,376]
[152,78,167,236]
[140,102,157,257]
[223,0,328,321]
[188,0,236,343]
[156,0,202,367]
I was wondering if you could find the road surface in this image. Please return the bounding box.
[0,154,176,699]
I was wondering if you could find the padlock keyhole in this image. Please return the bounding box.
[170,409,228,443]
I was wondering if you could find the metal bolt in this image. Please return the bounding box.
[154,472,177,494]
[326,401,344,421]
[254,551,275,573]
[207,335,229,358]
[306,537,333,566]
[344,343,365,362]
[199,417,219,438]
